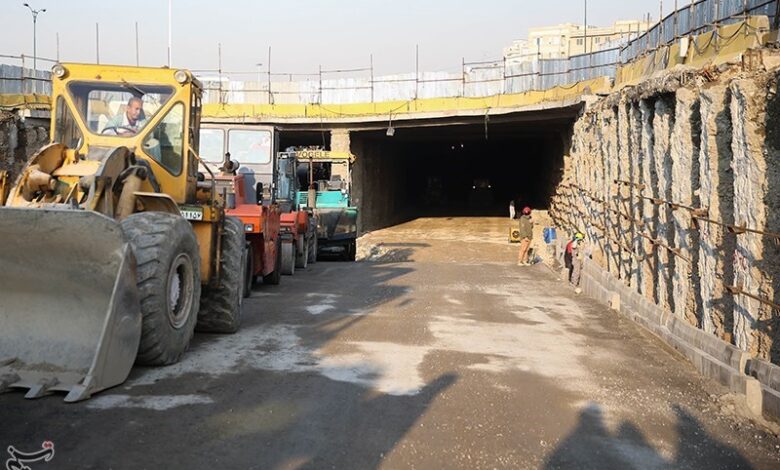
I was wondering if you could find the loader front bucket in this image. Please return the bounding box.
[0,207,141,402]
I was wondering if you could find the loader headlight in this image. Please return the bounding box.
[51,64,68,79]
[174,69,189,84]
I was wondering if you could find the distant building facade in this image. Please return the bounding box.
[504,20,650,63]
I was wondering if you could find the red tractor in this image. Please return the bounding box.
[199,124,282,291]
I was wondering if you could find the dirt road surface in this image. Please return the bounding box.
[2,218,779,469]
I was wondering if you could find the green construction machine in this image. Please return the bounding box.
[284,148,358,261]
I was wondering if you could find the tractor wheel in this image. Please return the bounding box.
[243,242,253,298]
[295,236,308,269]
[197,216,246,333]
[263,238,282,285]
[121,212,201,366]
[281,241,295,275]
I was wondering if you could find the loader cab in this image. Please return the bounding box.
[49,63,203,204]
[199,123,278,205]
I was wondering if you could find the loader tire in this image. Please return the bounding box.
[263,238,282,285]
[295,236,308,269]
[281,241,295,275]
[121,212,201,366]
[197,216,246,334]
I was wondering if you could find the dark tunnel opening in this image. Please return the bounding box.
[279,130,331,152]
[350,118,572,232]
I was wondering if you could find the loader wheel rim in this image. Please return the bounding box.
[167,253,195,329]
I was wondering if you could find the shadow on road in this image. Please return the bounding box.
[203,372,459,469]
[0,239,453,468]
[543,402,752,470]
[358,242,432,264]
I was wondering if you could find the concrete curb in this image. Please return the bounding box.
[575,257,780,421]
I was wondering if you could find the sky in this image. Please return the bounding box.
[2,0,666,77]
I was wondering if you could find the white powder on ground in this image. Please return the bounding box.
[86,394,213,411]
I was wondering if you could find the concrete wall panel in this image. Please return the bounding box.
[653,96,676,313]
[670,88,702,326]
[730,77,780,361]
[639,99,658,302]
[698,85,735,341]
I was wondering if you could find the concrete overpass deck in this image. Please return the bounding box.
[200,77,607,127]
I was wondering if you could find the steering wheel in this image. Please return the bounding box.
[101,125,138,136]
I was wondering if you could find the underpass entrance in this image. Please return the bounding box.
[350,116,573,232]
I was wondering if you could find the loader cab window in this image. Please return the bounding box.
[53,96,83,149]
[199,128,225,163]
[67,82,174,137]
[142,103,185,175]
[228,129,272,165]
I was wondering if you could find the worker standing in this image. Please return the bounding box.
[517,207,533,266]
[565,232,586,293]
[509,200,516,220]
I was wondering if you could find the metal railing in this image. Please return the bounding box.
[0,54,56,96]
[620,0,777,62]
[195,49,621,106]
[1,0,777,107]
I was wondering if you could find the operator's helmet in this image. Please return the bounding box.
[574,232,585,241]
[522,206,531,215]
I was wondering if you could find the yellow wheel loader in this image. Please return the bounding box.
[0,63,248,402]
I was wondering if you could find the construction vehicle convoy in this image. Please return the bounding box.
[199,123,283,288]
[199,123,318,278]
[0,63,249,402]
[200,125,357,272]
[0,64,359,403]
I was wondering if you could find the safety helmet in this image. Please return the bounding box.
[574,232,585,240]
[522,206,531,215]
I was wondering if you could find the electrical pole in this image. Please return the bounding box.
[135,21,140,66]
[415,44,419,99]
[96,23,100,64]
[268,45,273,104]
[584,0,588,54]
[23,3,46,70]
[168,0,172,66]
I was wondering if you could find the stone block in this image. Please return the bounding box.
[745,377,763,417]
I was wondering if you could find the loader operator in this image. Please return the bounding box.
[103,97,146,135]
